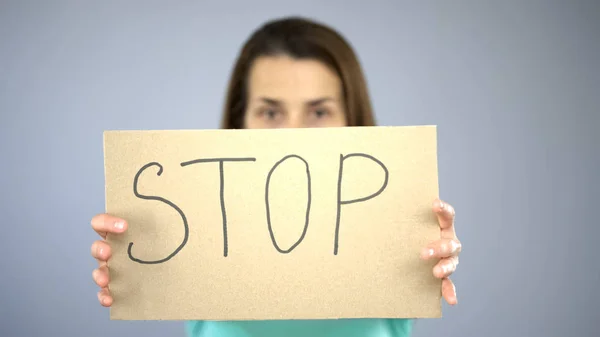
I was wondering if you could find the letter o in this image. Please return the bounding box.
[265,155,312,253]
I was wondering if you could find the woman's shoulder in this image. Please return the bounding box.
[185,318,413,337]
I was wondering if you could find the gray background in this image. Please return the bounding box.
[1,1,598,336]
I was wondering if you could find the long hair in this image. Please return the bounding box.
[220,16,376,129]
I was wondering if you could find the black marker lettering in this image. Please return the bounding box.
[334,153,389,255]
[180,157,256,257]
[129,162,189,264]
[265,155,312,254]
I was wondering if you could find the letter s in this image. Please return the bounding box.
[129,162,189,264]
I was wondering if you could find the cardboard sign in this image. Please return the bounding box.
[103,125,442,320]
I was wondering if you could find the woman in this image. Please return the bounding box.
[90,16,462,337]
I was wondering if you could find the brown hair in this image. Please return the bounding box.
[220,16,376,129]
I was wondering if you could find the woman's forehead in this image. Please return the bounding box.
[247,55,342,100]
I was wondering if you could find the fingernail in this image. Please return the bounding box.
[421,248,434,258]
[439,201,445,210]
[97,245,104,257]
[93,269,99,280]
[114,221,125,230]
[450,240,460,253]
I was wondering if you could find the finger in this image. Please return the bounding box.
[442,277,457,305]
[432,256,459,278]
[433,199,456,239]
[421,238,462,259]
[98,287,113,307]
[91,214,127,239]
[92,264,110,288]
[90,240,112,262]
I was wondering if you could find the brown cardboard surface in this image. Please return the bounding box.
[103,125,442,320]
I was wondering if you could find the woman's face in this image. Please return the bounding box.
[243,55,348,129]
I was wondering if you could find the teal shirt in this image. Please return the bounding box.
[185,319,413,337]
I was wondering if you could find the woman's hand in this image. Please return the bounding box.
[90,213,128,307]
[90,202,461,307]
[421,199,461,305]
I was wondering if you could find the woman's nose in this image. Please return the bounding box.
[280,111,306,128]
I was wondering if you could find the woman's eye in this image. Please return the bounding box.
[262,108,279,119]
[313,108,329,118]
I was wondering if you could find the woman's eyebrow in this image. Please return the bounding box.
[258,97,282,106]
[306,97,334,106]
